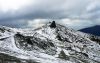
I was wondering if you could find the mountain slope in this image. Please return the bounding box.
[0,22,100,63]
[79,25,100,36]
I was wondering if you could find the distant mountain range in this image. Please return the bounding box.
[79,25,100,36]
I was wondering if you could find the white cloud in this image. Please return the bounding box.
[27,19,49,28]
[26,18,95,30]
[0,0,33,12]
[86,0,100,12]
[0,0,100,29]
[59,19,94,30]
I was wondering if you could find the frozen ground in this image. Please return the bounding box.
[0,22,100,63]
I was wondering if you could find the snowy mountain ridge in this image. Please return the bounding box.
[0,21,100,63]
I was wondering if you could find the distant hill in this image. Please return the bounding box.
[79,25,100,36]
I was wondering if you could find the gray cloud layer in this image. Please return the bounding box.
[0,0,100,29]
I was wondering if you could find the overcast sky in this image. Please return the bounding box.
[0,0,100,30]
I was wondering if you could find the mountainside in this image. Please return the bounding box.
[0,21,100,63]
[79,25,100,36]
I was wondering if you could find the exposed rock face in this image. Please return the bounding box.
[14,32,57,55]
[0,22,100,63]
[50,21,56,28]
[0,53,39,63]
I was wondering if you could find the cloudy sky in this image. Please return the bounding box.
[0,0,100,30]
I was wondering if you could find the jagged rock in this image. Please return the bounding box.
[0,22,100,63]
[50,21,56,28]
[58,50,69,60]
[56,34,63,41]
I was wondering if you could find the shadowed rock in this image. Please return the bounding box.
[50,21,56,28]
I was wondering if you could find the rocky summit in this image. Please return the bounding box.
[0,21,100,63]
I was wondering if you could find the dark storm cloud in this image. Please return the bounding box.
[0,0,100,29]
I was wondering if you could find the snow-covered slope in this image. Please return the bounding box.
[0,21,100,63]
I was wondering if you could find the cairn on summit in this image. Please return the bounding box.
[50,21,56,28]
